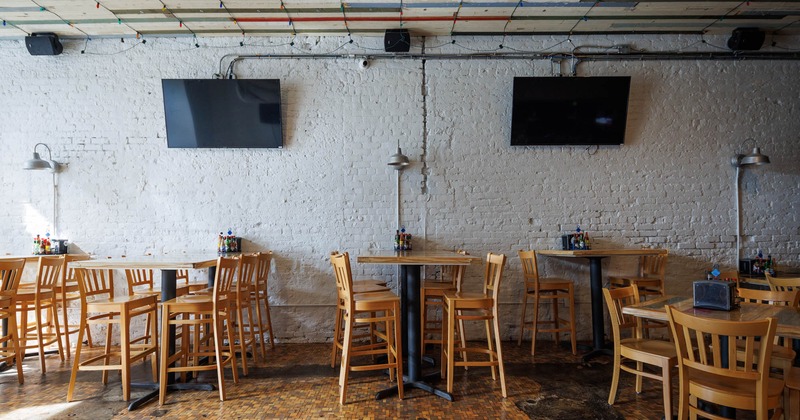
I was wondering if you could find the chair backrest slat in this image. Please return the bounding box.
[330,252,353,309]
[125,268,154,293]
[237,254,258,294]
[213,257,240,301]
[603,285,643,344]
[256,251,273,292]
[484,252,506,300]
[76,268,115,301]
[639,251,668,278]
[738,287,800,307]
[766,273,800,292]
[0,259,26,295]
[36,256,64,294]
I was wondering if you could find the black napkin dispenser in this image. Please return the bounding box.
[693,280,737,311]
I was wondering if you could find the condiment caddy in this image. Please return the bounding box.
[217,229,241,253]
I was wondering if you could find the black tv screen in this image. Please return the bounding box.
[162,79,283,148]
[510,76,631,146]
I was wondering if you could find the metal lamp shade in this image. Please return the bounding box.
[387,148,410,170]
[23,152,53,170]
[739,147,770,166]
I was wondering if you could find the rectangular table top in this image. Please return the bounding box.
[69,254,230,270]
[0,254,67,262]
[537,248,667,258]
[357,250,481,265]
[623,295,800,339]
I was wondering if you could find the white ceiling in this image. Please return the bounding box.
[0,1,798,40]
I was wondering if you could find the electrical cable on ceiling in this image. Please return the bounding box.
[280,1,297,37]
[217,1,246,40]
[499,1,524,49]
[700,1,748,35]
[156,0,199,42]
[449,1,463,39]
[566,1,598,36]
[340,1,352,42]
[29,0,91,39]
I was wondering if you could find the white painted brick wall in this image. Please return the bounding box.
[0,34,798,344]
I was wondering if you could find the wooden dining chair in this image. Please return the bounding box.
[609,250,669,336]
[603,285,677,419]
[67,268,159,402]
[159,256,240,404]
[765,272,800,292]
[666,305,784,420]
[329,251,391,368]
[441,252,507,399]
[420,251,467,356]
[15,256,65,373]
[517,250,577,357]
[331,252,403,404]
[252,251,276,354]
[0,259,26,384]
[53,254,91,359]
[737,288,798,379]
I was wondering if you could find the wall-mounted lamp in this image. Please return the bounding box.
[731,138,770,265]
[387,145,410,170]
[23,143,62,172]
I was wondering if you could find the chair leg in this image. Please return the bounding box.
[235,303,248,376]
[264,299,275,349]
[568,286,577,355]
[662,360,673,420]
[552,295,561,347]
[518,292,528,346]
[339,313,353,405]
[35,303,47,373]
[331,305,342,368]
[635,361,643,393]
[213,312,227,401]
[102,316,113,385]
[253,293,266,356]
[492,308,507,398]
[608,352,621,405]
[484,318,497,380]
[60,298,72,359]
[226,307,239,385]
[120,310,131,402]
[531,293,540,356]
[8,312,24,384]
[67,313,87,402]
[158,306,170,405]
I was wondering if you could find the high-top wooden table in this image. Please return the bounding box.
[537,248,667,362]
[357,250,480,401]
[70,254,231,410]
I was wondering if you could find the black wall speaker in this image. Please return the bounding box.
[25,33,63,56]
[384,29,410,53]
[727,28,765,51]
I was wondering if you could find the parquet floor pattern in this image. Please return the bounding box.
[0,341,665,419]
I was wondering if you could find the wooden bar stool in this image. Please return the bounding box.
[330,252,403,404]
[330,251,390,368]
[251,251,276,355]
[67,268,159,402]
[53,254,91,359]
[420,252,467,356]
[517,250,577,357]
[0,259,26,384]
[231,253,259,374]
[441,252,507,398]
[158,256,240,404]
[609,250,668,336]
[15,256,64,373]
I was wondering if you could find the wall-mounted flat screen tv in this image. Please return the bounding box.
[162,79,283,148]
[510,76,631,146]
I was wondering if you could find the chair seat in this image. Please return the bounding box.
[85,294,157,309]
[354,279,387,287]
[353,283,390,294]
[689,375,784,409]
[421,281,456,290]
[619,337,677,362]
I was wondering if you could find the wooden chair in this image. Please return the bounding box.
[666,305,784,420]
[15,256,65,373]
[158,256,240,404]
[609,250,669,336]
[330,251,391,368]
[251,251,276,354]
[179,269,208,293]
[603,285,677,419]
[67,268,159,402]
[331,252,403,404]
[441,252,507,398]
[737,288,798,379]
[420,252,467,356]
[517,250,577,357]
[53,254,91,359]
[0,259,26,384]
[231,253,259,374]
[765,272,800,292]
[609,250,669,298]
